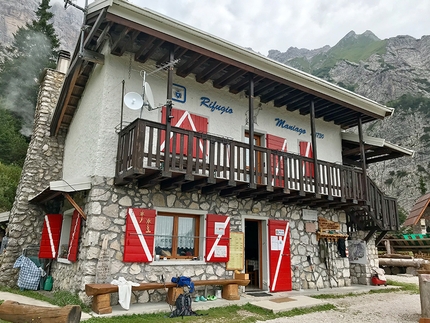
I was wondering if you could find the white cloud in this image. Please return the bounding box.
[73,0,430,55]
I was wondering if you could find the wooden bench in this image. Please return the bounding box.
[85,278,250,314]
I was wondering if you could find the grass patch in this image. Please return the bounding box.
[81,303,336,322]
[385,279,419,294]
[0,286,91,312]
[313,279,419,300]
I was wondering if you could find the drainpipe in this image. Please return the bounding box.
[357,114,368,202]
[248,74,255,188]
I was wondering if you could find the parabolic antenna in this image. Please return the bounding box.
[143,82,155,111]
[124,92,143,110]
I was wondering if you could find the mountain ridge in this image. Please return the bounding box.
[268,30,430,213]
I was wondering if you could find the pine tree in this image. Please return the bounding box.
[0,0,60,135]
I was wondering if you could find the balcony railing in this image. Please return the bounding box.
[115,119,398,231]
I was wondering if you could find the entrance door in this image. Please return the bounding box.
[268,219,291,292]
[245,219,261,290]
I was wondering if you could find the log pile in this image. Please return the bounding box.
[0,300,81,323]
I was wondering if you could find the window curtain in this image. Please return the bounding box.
[155,216,173,248]
[177,218,195,249]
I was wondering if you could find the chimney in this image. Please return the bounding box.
[56,50,71,74]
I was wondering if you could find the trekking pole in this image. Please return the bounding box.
[325,239,333,288]
[307,255,319,291]
[329,242,339,287]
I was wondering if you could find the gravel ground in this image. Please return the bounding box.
[258,275,422,323]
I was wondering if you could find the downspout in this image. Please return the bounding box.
[248,74,256,189]
[163,46,174,176]
[310,99,320,198]
[357,114,368,203]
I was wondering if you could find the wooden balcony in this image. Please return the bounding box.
[115,119,399,232]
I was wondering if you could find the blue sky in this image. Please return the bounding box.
[72,0,430,55]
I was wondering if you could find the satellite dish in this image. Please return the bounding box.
[143,82,155,111]
[124,92,143,110]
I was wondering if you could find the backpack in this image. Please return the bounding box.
[169,293,198,318]
[171,276,195,293]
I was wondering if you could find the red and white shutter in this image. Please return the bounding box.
[205,214,230,262]
[161,107,208,158]
[123,208,156,262]
[266,134,287,187]
[268,219,292,292]
[39,214,63,259]
[299,141,314,177]
[67,210,81,262]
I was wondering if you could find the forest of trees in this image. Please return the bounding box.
[0,0,60,212]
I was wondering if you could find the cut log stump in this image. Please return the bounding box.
[0,300,81,323]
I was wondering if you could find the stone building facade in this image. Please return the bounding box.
[0,68,66,285]
[0,58,378,309]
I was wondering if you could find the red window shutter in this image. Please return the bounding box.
[67,210,82,262]
[123,208,156,262]
[299,141,314,177]
[205,214,230,263]
[161,107,208,158]
[266,134,287,187]
[39,214,63,259]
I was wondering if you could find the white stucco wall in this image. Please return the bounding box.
[62,43,343,179]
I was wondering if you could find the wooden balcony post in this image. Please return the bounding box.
[357,114,368,202]
[248,74,255,188]
[163,46,174,176]
[310,99,320,198]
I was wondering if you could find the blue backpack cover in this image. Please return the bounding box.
[171,276,195,293]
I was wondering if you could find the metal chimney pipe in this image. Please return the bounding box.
[56,50,71,74]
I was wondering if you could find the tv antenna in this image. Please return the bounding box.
[64,0,87,12]
[123,59,180,117]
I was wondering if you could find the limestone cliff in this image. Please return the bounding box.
[0,0,81,53]
[269,31,430,214]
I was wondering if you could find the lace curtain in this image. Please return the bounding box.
[155,216,173,248]
[154,216,196,249]
[177,217,195,249]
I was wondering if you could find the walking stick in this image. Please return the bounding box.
[307,255,319,291]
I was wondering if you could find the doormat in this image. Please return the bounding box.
[247,292,273,297]
[270,297,296,303]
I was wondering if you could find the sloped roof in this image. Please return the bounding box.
[341,131,414,165]
[51,0,394,136]
[404,193,430,226]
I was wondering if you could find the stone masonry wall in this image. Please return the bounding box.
[0,69,66,286]
[63,176,351,305]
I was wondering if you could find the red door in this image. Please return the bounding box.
[268,219,291,292]
[161,107,208,158]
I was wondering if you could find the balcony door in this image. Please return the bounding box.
[245,132,263,184]
[160,107,208,159]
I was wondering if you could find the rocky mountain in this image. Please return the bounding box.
[268,31,430,214]
[0,0,82,54]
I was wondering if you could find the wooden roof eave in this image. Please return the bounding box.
[50,8,107,137]
[98,0,393,120]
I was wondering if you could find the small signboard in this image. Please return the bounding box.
[275,229,285,236]
[318,217,340,231]
[303,209,318,221]
[226,232,244,271]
